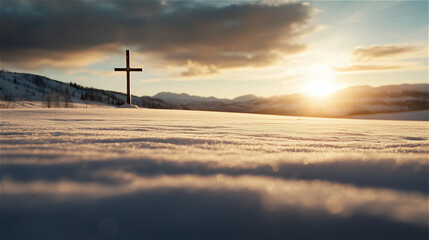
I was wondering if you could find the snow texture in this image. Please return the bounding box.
[349,110,429,121]
[117,103,139,108]
[1,108,428,239]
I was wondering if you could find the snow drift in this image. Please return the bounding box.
[1,109,427,239]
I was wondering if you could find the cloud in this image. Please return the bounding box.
[333,44,420,72]
[181,60,218,77]
[333,64,401,72]
[353,45,420,62]
[4,44,119,70]
[0,0,313,75]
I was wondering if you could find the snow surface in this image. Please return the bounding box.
[1,108,428,239]
[349,110,429,121]
[117,103,139,108]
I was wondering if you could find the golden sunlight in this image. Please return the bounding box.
[302,76,338,98]
[298,64,340,98]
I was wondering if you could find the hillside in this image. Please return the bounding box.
[0,70,172,109]
[1,70,428,118]
[154,84,428,117]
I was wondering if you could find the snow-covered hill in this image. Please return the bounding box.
[0,70,172,109]
[153,92,230,105]
[233,94,259,102]
[252,84,429,117]
[153,92,259,105]
[154,85,428,118]
[1,70,428,119]
[1,109,427,239]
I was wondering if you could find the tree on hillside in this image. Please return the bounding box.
[33,76,46,95]
[64,88,72,108]
[45,94,52,108]
[54,86,60,108]
[81,92,89,107]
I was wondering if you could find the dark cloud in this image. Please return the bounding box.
[333,64,401,72]
[354,45,420,62]
[0,0,313,75]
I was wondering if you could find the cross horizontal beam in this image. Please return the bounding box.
[114,68,142,71]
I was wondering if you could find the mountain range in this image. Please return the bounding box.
[1,70,427,118]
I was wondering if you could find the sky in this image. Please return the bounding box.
[1,0,427,98]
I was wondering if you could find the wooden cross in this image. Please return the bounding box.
[114,50,142,105]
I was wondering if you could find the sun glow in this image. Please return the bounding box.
[303,78,337,98]
[300,65,339,98]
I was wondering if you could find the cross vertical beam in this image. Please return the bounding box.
[126,50,130,104]
[114,50,143,105]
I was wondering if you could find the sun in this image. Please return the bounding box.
[297,64,340,98]
[302,77,338,98]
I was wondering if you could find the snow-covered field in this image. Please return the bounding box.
[349,109,428,121]
[1,108,428,239]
